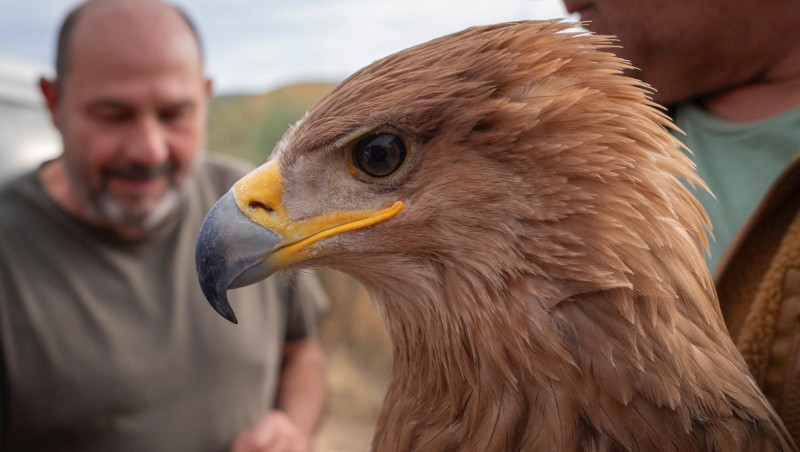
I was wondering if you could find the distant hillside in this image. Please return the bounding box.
[208,82,337,165]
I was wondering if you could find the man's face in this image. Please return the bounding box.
[49,13,209,232]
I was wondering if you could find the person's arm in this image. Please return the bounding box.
[0,276,9,448]
[0,346,7,449]
[275,338,327,437]
[230,339,327,452]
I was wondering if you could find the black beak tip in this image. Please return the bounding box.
[211,296,239,324]
[196,245,240,324]
[197,262,240,324]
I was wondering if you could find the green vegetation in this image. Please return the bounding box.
[207,82,337,165]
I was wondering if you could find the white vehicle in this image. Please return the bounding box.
[0,55,59,183]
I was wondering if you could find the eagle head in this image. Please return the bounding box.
[197,20,707,323]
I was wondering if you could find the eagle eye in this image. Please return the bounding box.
[352,133,406,178]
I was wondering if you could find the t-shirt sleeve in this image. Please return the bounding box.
[0,341,6,447]
[0,258,9,446]
[284,270,329,341]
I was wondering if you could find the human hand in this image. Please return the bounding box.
[230,411,311,452]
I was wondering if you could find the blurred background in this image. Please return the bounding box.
[0,1,568,450]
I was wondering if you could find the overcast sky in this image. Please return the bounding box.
[0,0,569,95]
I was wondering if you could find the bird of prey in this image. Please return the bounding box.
[196,21,796,452]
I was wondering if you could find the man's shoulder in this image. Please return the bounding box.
[0,170,54,265]
[0,169,38,199]
[0,170,43,226]
[194,153,256,196]
[202,153,256,180]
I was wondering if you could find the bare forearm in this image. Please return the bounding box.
[276,339,327,437]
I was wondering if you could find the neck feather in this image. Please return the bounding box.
[353,257,577,451]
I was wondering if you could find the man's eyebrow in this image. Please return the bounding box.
[84,99,197,112]
[161,100,197,110]
[85,99,131,111]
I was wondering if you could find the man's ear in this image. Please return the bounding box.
[39,77,61,128]
[204,78,214,97]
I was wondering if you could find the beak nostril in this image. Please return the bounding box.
[248,201,273,213]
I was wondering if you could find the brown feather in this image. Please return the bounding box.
[273,20,797,451]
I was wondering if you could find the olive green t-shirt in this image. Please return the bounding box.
[0,155,326,451]
[673,103,800,273]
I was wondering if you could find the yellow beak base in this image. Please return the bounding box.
[232,159,405,269]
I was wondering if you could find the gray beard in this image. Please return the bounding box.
[60,152,201,236]
[93,187,182,232]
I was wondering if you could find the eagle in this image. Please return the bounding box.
[195,21,796,451]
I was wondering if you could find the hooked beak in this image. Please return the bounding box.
[195,160,403,324]
[195,190,281,324]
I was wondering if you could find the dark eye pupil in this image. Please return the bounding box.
[352,133,406,178]
[362,146,386,163]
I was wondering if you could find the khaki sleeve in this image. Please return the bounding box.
[284,270,329,341]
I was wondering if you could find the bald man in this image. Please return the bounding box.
[0,1,326,451]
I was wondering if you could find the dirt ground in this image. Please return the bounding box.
[313,349,386,451]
